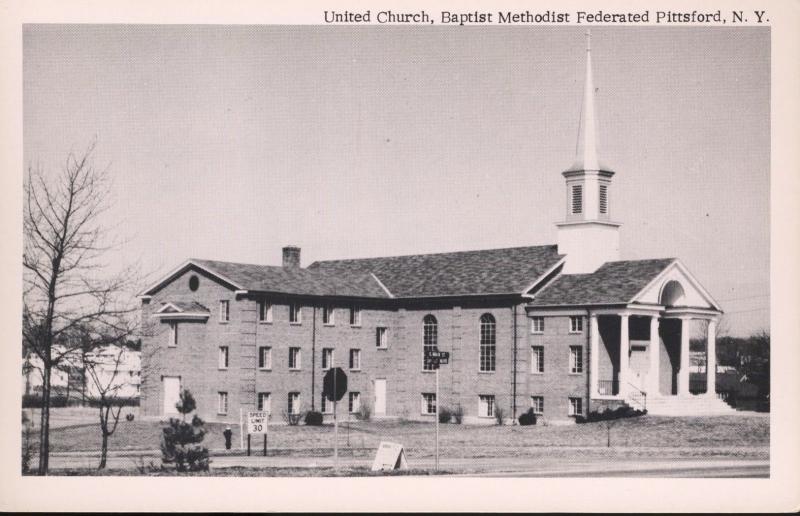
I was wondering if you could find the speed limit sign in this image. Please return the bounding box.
[247,411,268,434]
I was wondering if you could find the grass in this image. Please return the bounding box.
[45,466,451,477]
[28,409,769,457]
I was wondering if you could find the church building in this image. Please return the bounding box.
[138,34,730,424]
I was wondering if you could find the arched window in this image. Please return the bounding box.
[423,315,438,371]
[479,314,496,372]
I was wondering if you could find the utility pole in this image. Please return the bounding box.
[435,366,439,471]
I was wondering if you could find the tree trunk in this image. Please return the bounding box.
[37,364,51,475]
[99,432,108,469]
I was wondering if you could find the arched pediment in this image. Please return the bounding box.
[634,260,721,311]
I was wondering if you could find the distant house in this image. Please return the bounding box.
[22,345,80,398]
[84,345,141,400]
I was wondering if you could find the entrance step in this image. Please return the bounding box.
[641,395,736,416]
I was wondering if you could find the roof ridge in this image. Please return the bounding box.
[309,243,559,266]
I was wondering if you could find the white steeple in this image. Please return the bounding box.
[567,30,610,174]
[556,30,621,274]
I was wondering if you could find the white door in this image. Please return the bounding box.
[163,376,181,415]
[374,379,386,415]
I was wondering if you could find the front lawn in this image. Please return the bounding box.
[29,411,769,457]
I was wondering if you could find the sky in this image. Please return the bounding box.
[22,25,770,336]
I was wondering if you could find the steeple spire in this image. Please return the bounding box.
[568,29,609,173]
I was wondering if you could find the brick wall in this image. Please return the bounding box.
[141,266,591,424]
[525,314,588,421]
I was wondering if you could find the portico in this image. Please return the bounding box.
[589,307,720,405]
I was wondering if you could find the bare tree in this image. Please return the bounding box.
[23,141,140,475]
[84,344,132,469]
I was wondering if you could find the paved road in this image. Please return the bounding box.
[46,451,768,478]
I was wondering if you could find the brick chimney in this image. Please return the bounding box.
[282,245,301,269]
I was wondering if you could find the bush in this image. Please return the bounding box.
[356,402,372,421]
[126,413,135,422]
[160,415,210,472]
[283,410,302,426]
[160,390,210,472]
[575,405,647,424]
[304,411,323,426]
[451,404,464,424]
[494,406,506,426]
[438,407,452,424]
[518,408,537,426]
[22,393,69,408]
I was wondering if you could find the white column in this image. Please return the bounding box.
[590,313,599,398]
[706,319,717,398]
[618,314,630,397]
[678,317,691,396]
[648,316,660,396]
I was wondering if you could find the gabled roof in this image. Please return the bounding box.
[190,259,391,299]
[307,245,564,298]
[158,301,209,313]
[530,258,676,306]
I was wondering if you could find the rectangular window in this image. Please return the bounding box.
[289,303,302,324]
[348,392,361,414]
[258,300,273,323]
[571,184,583,214]
[289,347,301,370]
[321,394,331,414]
[258,346,272,370]
[599,184,608,214]
[168,322,178,347]
[218,346,229,369]
[376,327,388,349]
[288,392,300,415]
[569,397,583,416]
[322,348,334,370]
[323,305,335,325]
[479,395,495,418]
[421,393,436,415]
[569,346,583,374]
[218,392,228,414]
[531,396,544,415]
[569,316,583,333]
[257,392,271,413]
[349,306,362,326]
[531,346,544,374]
[531,316,544,334]
[349,349,361,370]
[219,300,230,322]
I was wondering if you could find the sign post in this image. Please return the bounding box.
[435,367,439,471]
[424,349,449,472]
[322,367,348,473]
[246,410,269,457]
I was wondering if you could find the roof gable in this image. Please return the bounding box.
[632,259,722,311]
[530,258,676,306]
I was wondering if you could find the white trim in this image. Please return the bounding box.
[153,302,210,321]
[370,273,394,298]
[139,259,245,296]
[629,259,722,311]
[520,257,567,296]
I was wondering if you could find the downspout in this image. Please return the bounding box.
[311,305,317,411]
[585,308,592,414]
[512,303,518,424]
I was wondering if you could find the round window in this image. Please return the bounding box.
[189,275,199,291]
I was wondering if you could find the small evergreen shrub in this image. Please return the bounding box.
[518,408,537,426]
[304,410,323,426]
[160,390,210,472]
[356,403,372,421]
[283,410,302,426]
[126,413,135,422]
[438,407,452,424]
[494,406,506,426]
